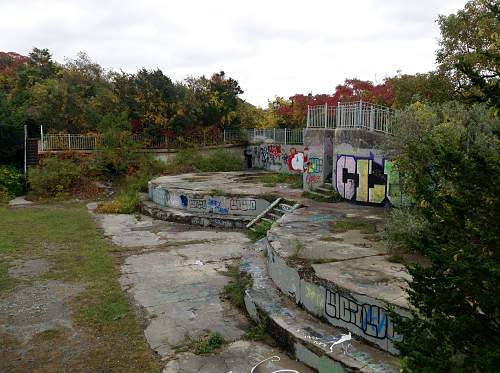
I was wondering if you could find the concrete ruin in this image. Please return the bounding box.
[138,167,408,371]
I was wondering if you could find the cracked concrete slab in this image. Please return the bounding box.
[93,208,313,372]
[163,340,313,373]
[120,238,251,358]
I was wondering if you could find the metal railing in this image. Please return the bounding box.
[307,101,394,134]
[247,128,303,145]
[39,128,304,152]
[40,134,98,151]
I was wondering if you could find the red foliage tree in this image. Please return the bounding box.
[274,78,395,127]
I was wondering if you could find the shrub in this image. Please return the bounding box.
[0,165,23,197]
[96,190,140,214]
[165,148,244,174]
[29,157,81,198]
[388,102,500,372]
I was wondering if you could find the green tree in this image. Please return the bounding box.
[437,0,500,110]
[387,102,500,372]
[387,72,457,108]
[24,52,115,133]
[186,71,243,128]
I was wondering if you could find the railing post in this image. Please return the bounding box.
[306,105,310,128]
[324,103,328,128]
[370,106,374,131]
[67,134,71,150]
[358,100,363,128]
[284,129,287,145]
[40,125,44,151]
[273,127,276,142]
[223,129,226,143]
[253,128,256,142]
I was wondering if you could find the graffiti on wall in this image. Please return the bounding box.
[324,288,402,342]
[150,186,268,216]
[336,154,401,205]
[252,144,305,173]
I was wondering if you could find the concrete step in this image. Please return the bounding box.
[265,208,411,354]
[261,217,274,224]
[241,251,400,373]
[314,186,335,195]
[304,190,330,198]
[267,212,282,220]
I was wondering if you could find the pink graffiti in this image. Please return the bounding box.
[306,174,321,184]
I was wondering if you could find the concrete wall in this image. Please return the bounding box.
[249,143,306,173]
[332,130,402,206]
[148,184,270,217]
[302,129,334,190]
[266,239,409,354]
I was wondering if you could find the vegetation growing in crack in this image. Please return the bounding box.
[330,217,379,235]
[221,262,253,311]
[174,332,227,355]
[301,190,342,203]
[248,221,272,241]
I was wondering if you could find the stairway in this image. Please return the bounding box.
[246,198,300,231]
[241,246,400,372]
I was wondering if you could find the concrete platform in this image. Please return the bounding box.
[265,203,411,354]
[145,171,303,227]
[242,245,400,372]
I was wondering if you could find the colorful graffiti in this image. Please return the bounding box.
[252,144,305,173]
[149,185,270,216]
[288,148,305,171]
[324,288,402,343]
[336,155,401,205]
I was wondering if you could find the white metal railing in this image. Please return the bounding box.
[306,101,394,134]
[247,128,303,145]
[39,128,304,152]
[40,134,98,151]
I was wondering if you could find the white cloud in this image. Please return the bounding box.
[0,0,468,106]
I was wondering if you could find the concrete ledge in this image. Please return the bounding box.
[242,252,400,372]
[140,200,250,229]
[264,206,411,354]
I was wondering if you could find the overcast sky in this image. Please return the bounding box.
[1,0,467,107]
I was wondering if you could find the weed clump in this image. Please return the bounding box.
[222,262,252,311]
[302,190,342,203]
[248,221,272,241]
[330,217,378,235]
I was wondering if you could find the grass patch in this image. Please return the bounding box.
[243,316,273,344]
[302,190,342,203]
[319,236,344,242]
[248,220,272,241]
[95,189,140,214]
[34,329,62,340]
[0,204,160,372]
[240,173,302,188]
[221,263,252,311]
[331,217,378,235]
[193,332,226,354]
[175,332,227,355]
[165,148,244,174]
